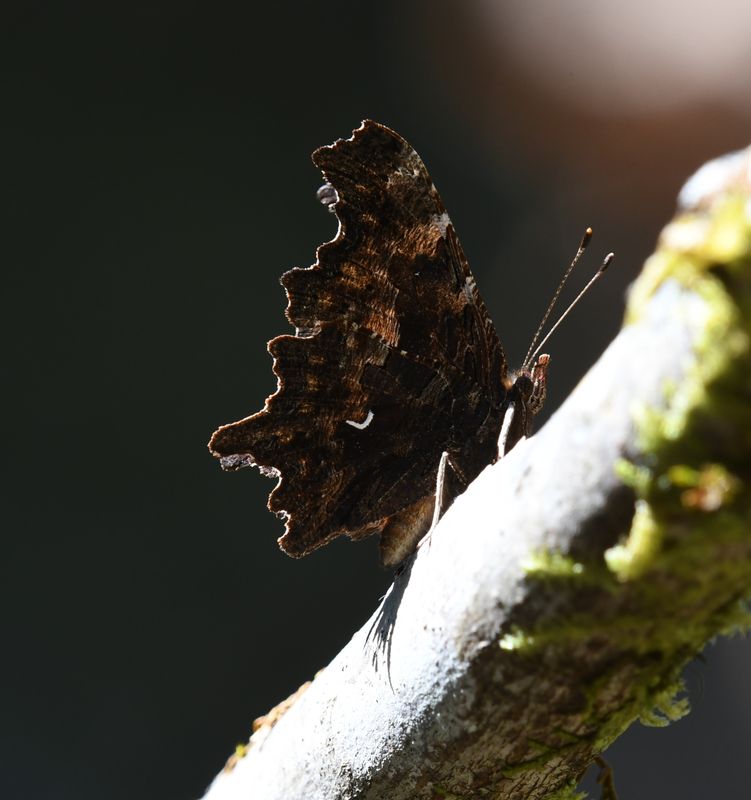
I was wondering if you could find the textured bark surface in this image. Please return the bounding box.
[204,147,751,800]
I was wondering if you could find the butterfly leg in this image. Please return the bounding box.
[416,451,452,556]
[498,400,530,458]
[430,450,451,530]
[497,401,517,458]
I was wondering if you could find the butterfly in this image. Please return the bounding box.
[209,120,555,566]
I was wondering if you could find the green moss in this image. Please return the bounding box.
[498,627,536,652]
[638,680,691,728]
[604,500,662,582]
[523,551,585,578]
[613,459,652,495]
[501,741,581,778]
[545,782,588,800]
[591,701,639,755]
[522,550,619,597]
[625,195,751,322]
[718,600,751,637]
[606,192,751,595]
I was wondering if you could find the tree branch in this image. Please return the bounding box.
[204,146,751,800]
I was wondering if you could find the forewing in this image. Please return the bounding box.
[209,120,506,557]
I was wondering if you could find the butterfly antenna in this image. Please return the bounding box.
[522,228,593,370]
[526,251,614,368]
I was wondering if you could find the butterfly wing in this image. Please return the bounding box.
[209,120,507,559]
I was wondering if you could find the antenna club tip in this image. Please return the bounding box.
[600,252,615,272]
[580,227,593,249]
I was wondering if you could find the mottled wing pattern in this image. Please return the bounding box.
[209,121,507,561]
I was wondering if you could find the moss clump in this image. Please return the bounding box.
[523,551,585,579]
[608,191,751,603]
[637,680,691,728]
[545,782,588,800]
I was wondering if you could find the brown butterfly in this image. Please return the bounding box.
[209,121,588,566]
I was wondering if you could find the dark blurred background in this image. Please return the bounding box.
[3,2,751,798]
